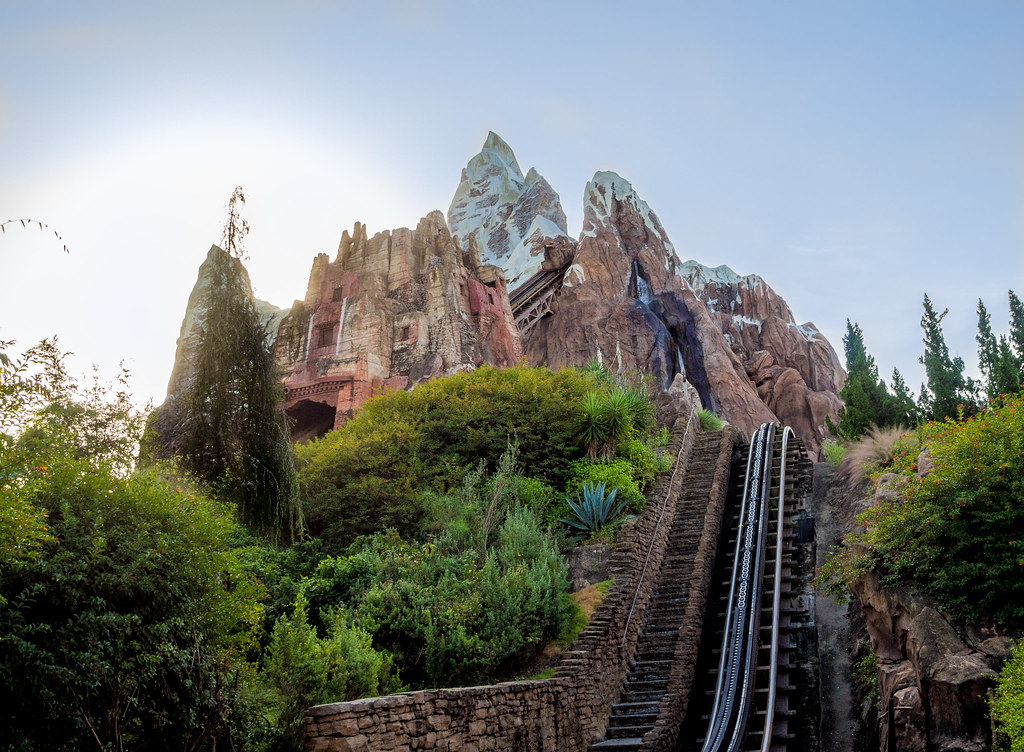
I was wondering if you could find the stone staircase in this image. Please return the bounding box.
[589,430,727,751]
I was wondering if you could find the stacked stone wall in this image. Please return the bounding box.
[304,412,717,751]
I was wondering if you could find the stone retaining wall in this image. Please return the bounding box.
[303,413,702,752]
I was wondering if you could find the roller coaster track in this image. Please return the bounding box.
[689,422,801,752]
[508,264,568,336]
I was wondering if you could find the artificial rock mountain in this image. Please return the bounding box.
[159,132,843,454]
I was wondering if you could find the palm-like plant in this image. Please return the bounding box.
[577,386,653,460]
[558,481,628,538]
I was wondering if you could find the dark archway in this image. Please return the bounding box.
[286,399,336,443]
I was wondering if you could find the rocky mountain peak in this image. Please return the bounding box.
[481,131,522,177]
[581,171,678,276]
[447,133,571,288]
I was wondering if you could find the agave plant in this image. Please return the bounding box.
[558,481,629,538]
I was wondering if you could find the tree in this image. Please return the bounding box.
[919,294,974,421]
[888,368,918,428]
[179,188,302,542]
[0,342,265,750]
[1010,290,1024,365]
[830,320,893,439]
[978,297,1022,399]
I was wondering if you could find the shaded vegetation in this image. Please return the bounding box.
[819,392,1024,627]
[296,363,594,551]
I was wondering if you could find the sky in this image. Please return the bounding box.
[1,0,1022,409]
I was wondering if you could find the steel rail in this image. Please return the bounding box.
[759,426,794,752]
[701,423,775,752]
[700,422,792,752]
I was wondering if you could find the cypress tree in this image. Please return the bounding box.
[831,320,892,439]
[889,368,918,427]
[978,295,1023,399]
[977,299,997,394]
[1009,290,1024,370]
[181,188,302,542]
[919,294,973,421]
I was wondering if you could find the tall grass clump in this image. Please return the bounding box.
[837,424,913,487]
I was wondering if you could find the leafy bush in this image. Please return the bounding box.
[822,438,846,466]
[828,394,1024,626]
[353,507,570,687]
[992,641,1024,752]
[697,408,723,431]
[0,457,264,751]
[558,481,629,540]
[296,364,592,551]
[264,597,396,748]
[566,458,645,514]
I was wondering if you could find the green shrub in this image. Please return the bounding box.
[697,408,723,431]
[354,507,570,688]
[265,597,396,748]
[822,438,846,466]
[0,458,264,751]
[296,364,592,551]
[567,458,645,514]
[829,394,1024,626]
[992,641,1024,752]
[616,438,659,492]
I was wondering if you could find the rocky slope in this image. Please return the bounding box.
[448,136,844,453]
[158,212,521,444]
[836,474,1013,752]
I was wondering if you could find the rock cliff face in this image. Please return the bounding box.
[449,137,845,453]
[161,212,521,443]
[847,474,1012,752]
[275,211,521,440]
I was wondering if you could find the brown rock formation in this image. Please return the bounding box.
[846,478,1010,752]
[160,212,521,444]
[508,170,838,453]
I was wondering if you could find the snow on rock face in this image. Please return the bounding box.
[678,259,844,398]
[581,172,677,270]
[447,132,571,288]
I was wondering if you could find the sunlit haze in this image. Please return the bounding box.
[2,1,1022,407]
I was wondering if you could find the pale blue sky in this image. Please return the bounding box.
[2,1,1022,406]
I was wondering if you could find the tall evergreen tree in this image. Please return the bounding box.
[1009,289,1024,371]
[889,368,918,427]
[991,336,1022,397]
[977,295,1023,399]
[181,187,302,542]
[830,320,893,439]
[977,298,997,390]
[920,294,973,421]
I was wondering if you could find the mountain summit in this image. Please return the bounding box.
[447,132,571,287]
